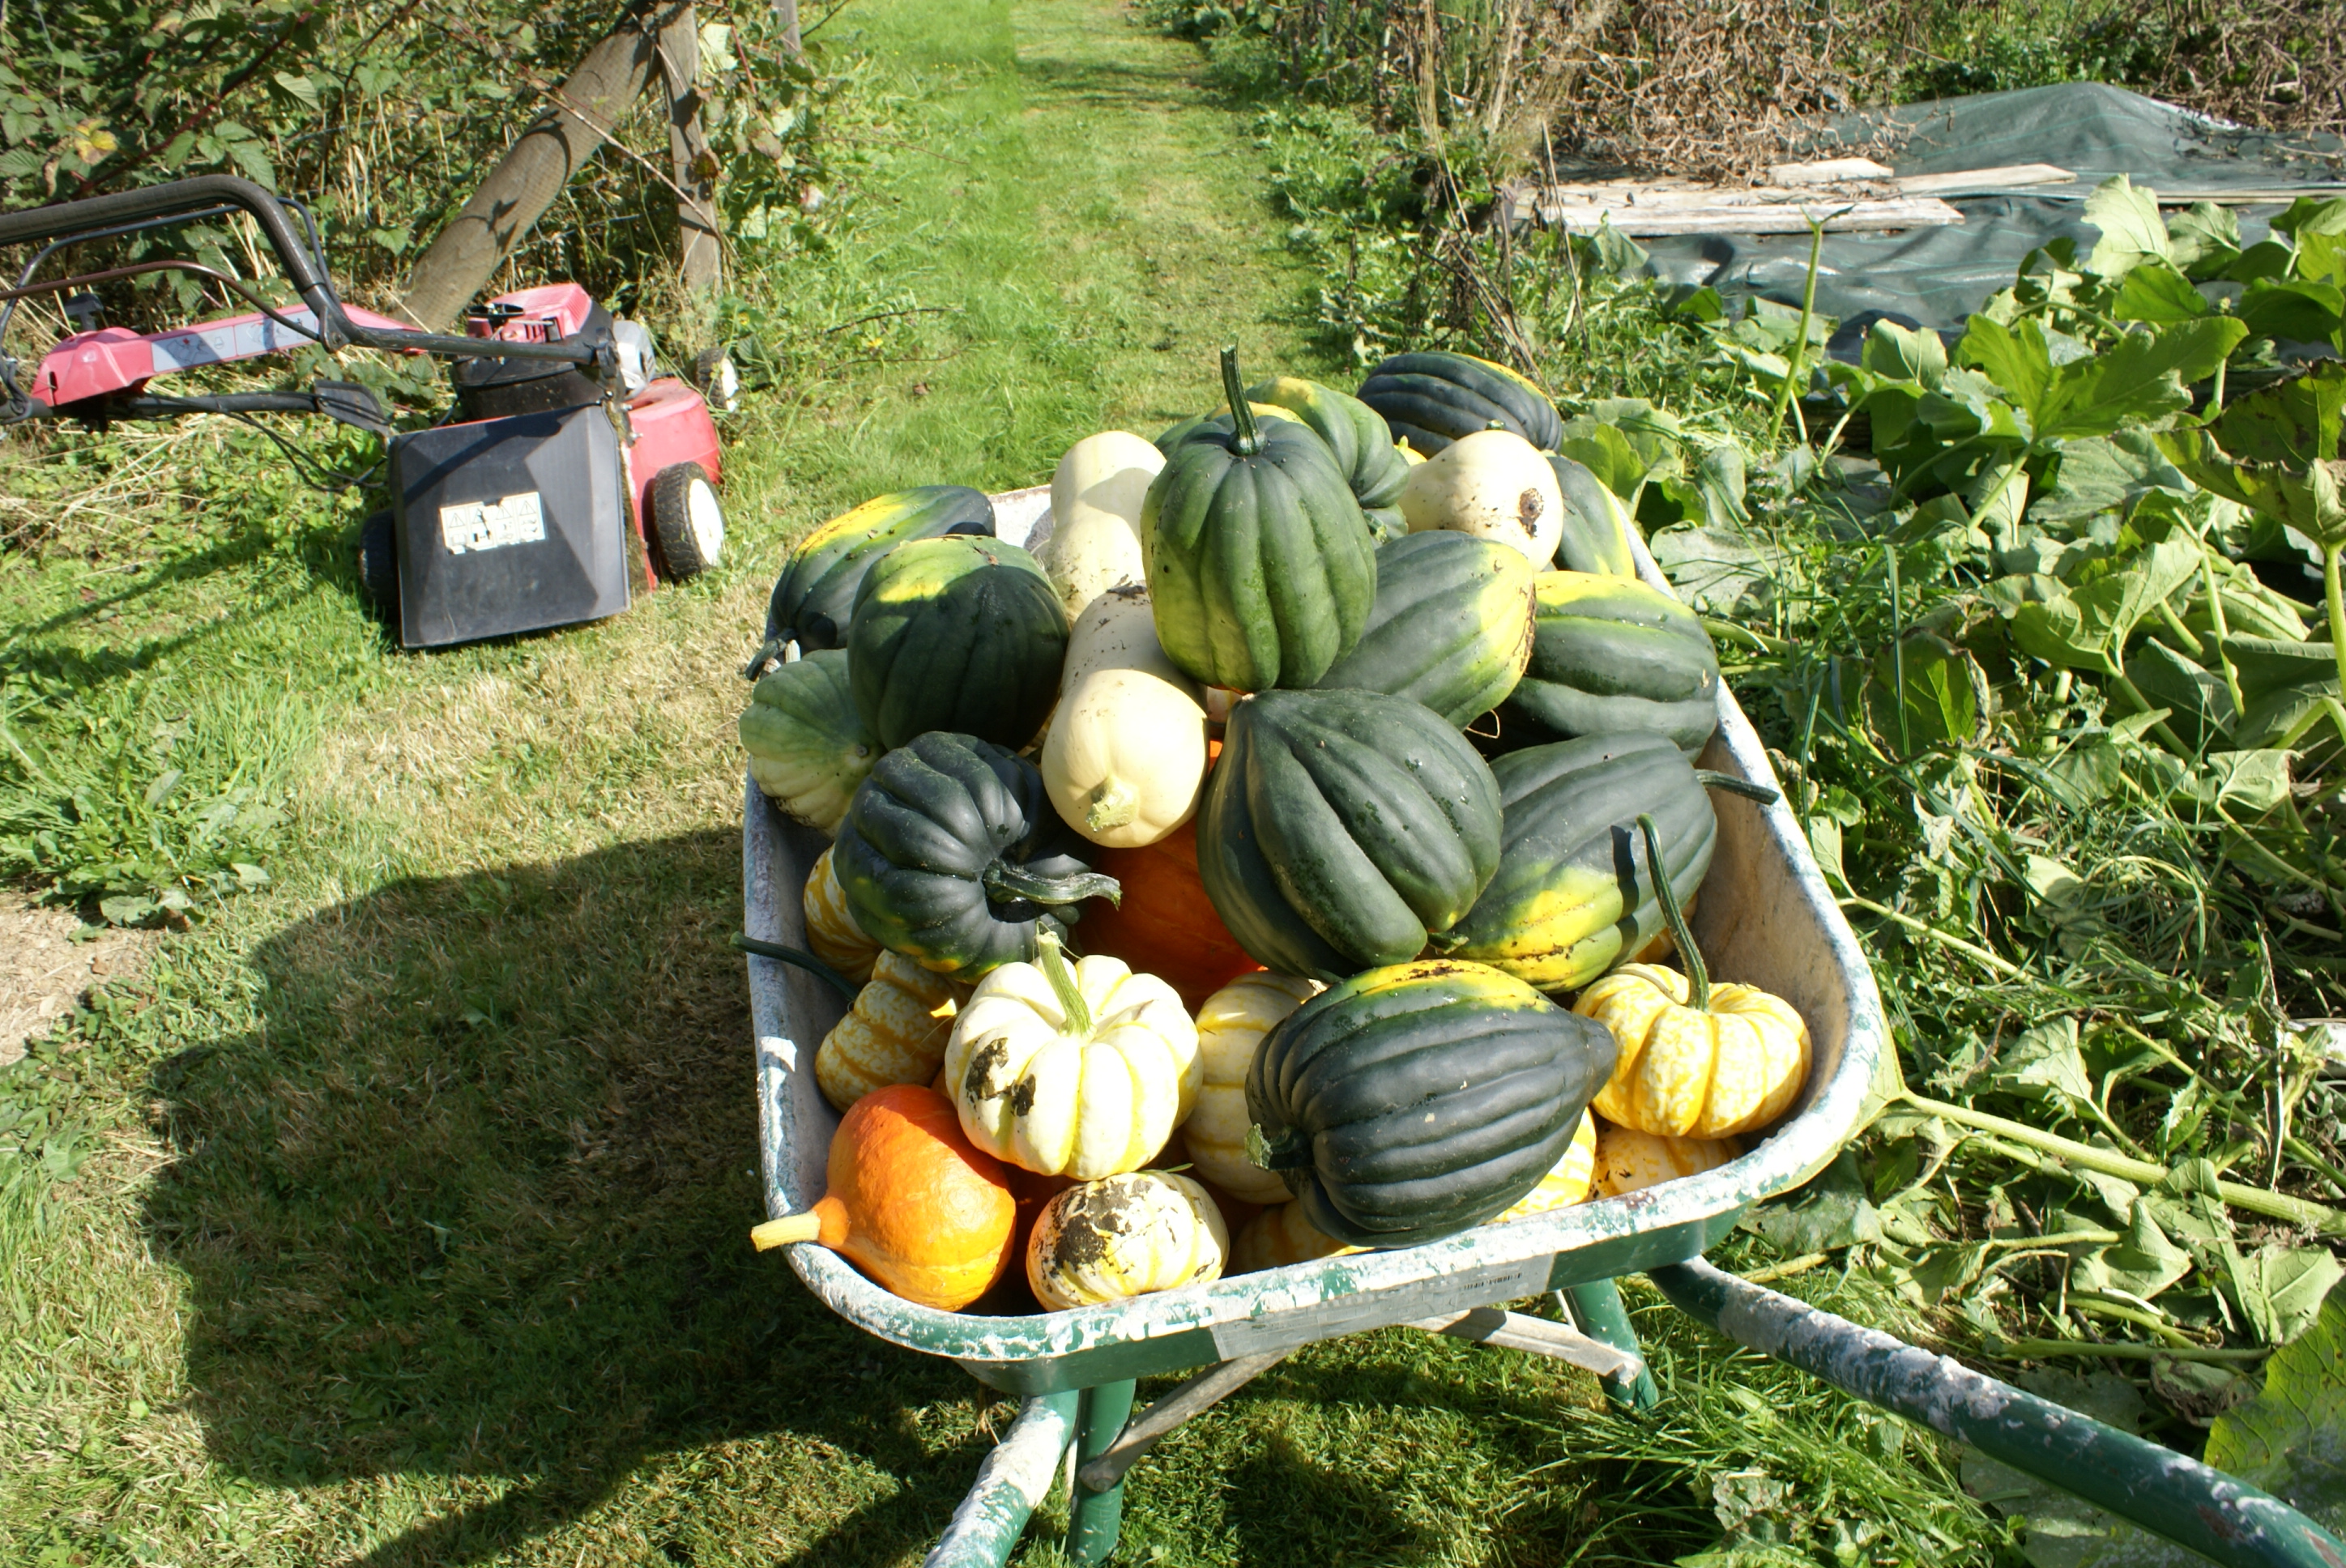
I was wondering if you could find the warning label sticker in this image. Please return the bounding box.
[440,492,547,554]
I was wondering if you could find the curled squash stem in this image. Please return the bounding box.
[732,933,860,1004]
[1219,344,1263,457]
[1637,812,1708,1012]
[981,861,1122,909]
[1034,931,1094,1038]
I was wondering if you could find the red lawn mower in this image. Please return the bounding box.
[0,174,727,648]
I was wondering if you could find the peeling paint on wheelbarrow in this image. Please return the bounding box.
[740,484,1888,1395]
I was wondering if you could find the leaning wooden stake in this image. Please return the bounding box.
[656,5,723,299]
[399,1,693,328]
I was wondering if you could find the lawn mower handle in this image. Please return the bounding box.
[0,175,613,377]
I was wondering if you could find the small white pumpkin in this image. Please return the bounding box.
[1027,1170,1229,1309]
[1400,428,1563,567]
[1041,582,1209,848]
[1493,1108,1600,1221]
[943,934,1201,1179]
[1042,431,1166,620]
[1184,970,1320,1203]
[1591,1120,1738,1197]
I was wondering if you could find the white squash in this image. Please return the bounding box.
[1184,971,1320,1203]
[943,934,1201,1179]
[1041,431,1165,620]
[1400,428,1564,567]
[1041,582,1208,848]
[1028,1170,1228,1308]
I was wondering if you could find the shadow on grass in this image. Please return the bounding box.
[139,829,987,1566]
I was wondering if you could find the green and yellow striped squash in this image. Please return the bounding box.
[1143,351,1376,692]
[763,485,995,650]
[1499,571,1721,756]
[740,650,879,835]
[847,535,1069,752]
[1427,732,1717,993]
[1243,959,1616,1246]
[1311,531,1536,728]
[1246,374,1414,513]
[1546,454,1639,577]
[1199,687,1502,981]
[1185,970,1322,1204]
[1356,350,1563,455]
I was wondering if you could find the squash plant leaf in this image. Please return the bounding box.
[1555,424,1650,502]
[2084,175,2173,279]
[2070,1197,2193,1302]
[1862,317,1948,387]
[2229,1246,2345,1349]
[2166,201,2241,280]
[2238,279,2346,350]
[2032,317,2248,441]
[1866,632,1985,756]
[2111,260,2207,326]
[2203,1276,2346,1529]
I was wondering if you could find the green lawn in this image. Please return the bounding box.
[0,2,2002,1564]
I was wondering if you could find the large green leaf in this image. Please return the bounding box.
[2084,175,2173,279]
[1555,423,1650,501]
[2240,279,2346,347]
[2164,430,2346,548]
[2203,1276,2346,1530]
[2034,318,2249,441]
[2111,260,2209,325]
[1866,632,1986,755]
[2167,202,2241,280]
[1864,317,1949,387]
[2212,361,2346,467]
[2036,431,2191,522]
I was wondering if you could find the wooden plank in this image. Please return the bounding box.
[1771,156,1894,185]
[1893,163,2074,195]
[1526,196,1963,235]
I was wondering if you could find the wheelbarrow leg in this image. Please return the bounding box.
[1651,1257,2346,1568]
[1559,1279,1661,1411]
[1066,1380,1137,1565]
[923,1391,1079,1568]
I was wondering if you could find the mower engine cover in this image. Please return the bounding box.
[388,402,632,648]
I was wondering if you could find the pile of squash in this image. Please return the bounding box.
[742,348,1812,1315]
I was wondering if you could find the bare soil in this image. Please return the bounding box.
[0,895,151,1065]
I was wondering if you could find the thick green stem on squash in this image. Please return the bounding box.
[1034,931,1093,1038]
[1219,344,1263,457]
[982,861,1121,909]
[1637,812,1708,1011]
[732,934,861,1003]
[1694,770,1781,804]
[1246,1122,1311,1172]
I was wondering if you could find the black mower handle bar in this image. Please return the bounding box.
[0,175,612,377]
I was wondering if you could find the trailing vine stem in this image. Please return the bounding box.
[1637,812,1708,1012]
[732,934,860,1004]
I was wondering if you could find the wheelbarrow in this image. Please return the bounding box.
[740,487,2346,1568]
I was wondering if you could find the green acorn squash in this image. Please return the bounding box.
[833,732,1117,979]
[1198,687,1502,981]
[1143,350,1377,692]
[1427,732,1716,992]
[1499,572,1721,756]
[739,649,879,834]
[1312,531,1536,728]
[1245,375,1413,514]
[762,486,995,652]
[1356,351,1563,456]
[1243,958,1615,1246]
[847,535,1069,752]
[1546,454,1638,577]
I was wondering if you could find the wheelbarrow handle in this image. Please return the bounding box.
[1650,1258,2346,1568]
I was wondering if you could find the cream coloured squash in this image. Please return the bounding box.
[1229,1199,1355,1272]
[943,934,1201,1179]
[1027,1170,1228,1308]
[1592,1120,1738,1197]
[804,845,881,984]
[1041,582,1209,848]
[1579,814,1811,1139]
[1493,1108,1599,1221]
[815,951,975,1111]
[1184,970,1320,1203]
[1041,431,1166,620]
[1400,428,1564,567]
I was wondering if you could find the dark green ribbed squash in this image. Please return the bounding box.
[833,732,1117,979]
[1546,454,1638,577]
[1144,349,1377,692]
[1243,958,1615,1246]
[1363,505,1406,543]
[1198,688,1502,982]
[761,486,995,652]
[1356,351,1563,456]
[847,535,1068,752]
[1499,571,1721,756]
[1312,532,1536,728]
[1427,732,1717,992]
[1247,375,1413,513]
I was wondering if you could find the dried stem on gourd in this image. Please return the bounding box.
[1220,344,1263,457]
[1637,812,1708,1012]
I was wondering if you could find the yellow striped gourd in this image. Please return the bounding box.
[804,845,881,985]
[815,952,975,1111]
[1184,971,1320,1204]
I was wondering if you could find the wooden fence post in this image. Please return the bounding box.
[658,6,723,300]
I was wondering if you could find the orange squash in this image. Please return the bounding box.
[750,1084,1015,1310]
[1074,815,1260,1011]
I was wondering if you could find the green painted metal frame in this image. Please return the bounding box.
[742,488,2343,1568]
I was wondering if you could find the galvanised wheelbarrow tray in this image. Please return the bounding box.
[744,488,2345,1568]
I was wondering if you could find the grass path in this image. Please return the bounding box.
[0,3,1986,1565]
